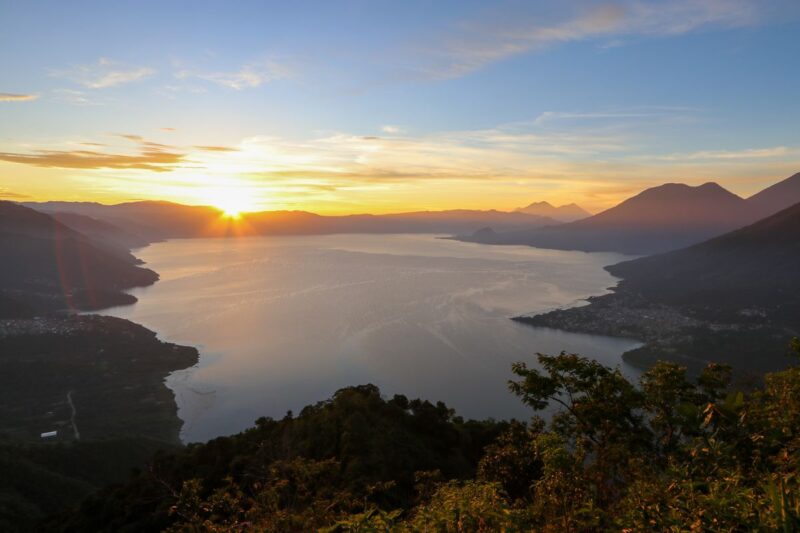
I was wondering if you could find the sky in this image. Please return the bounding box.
[1,0,799,214]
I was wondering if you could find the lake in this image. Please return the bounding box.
[104,234,641,442]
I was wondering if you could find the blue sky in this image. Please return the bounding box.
[1,0,799,213]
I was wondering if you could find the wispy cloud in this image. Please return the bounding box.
[532,107,697,126]
[50,88,102,106]
[51,58,155,89]
[194,145,239,152]
[0,136,185,172]
[655,146,796,160]
[0,93,38,102]
[117,133,144,142]
[416,0,760,79]
[4,117,797,212]
[0,188,30,199]
[176,59,292,90]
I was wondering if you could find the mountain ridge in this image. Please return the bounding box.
[0,201,158,317]
[517,200,800,372]
[747,172,800,218]
[515,201,590,221]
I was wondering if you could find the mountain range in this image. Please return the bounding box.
[22,172,800,256]
[607,200,800,311]
[514,201,590,222]
[518,198,800,372]
[747,171,800,218]
[0,202,157,317]
[25,201,557,242]
[462,172,800,255]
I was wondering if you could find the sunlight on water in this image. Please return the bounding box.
[105,234,641,442]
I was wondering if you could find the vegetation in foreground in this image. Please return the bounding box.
[34,339,800,532]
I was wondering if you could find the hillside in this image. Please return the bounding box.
[514,201,590,222]
[25,200,224,241]
[46,384,506,532]
[0,204,199,530]
[461,182,762,254]
[608,201,800,307]
[520,202,800,371]
[567,182,755,230]
[0,202,157,316]
[42,352,800,532]
[0,314,198,530]
[26,201,555,239]
[747,171,800,218]
[50,211,150,252]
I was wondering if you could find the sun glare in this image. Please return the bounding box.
[206,187,257,218]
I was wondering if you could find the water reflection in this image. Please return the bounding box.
[106,234,641,442]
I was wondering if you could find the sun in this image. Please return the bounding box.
[208,187,257,218]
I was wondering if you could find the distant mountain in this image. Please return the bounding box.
[567,182,755,230]
[461,182,762,255]
[25,200,223,241]
[515,201,590,222]
[747,172,800,219]
[520,201,800,373]
[247,209,557,235]
[26,201,557,240]
[50,211,151,254]
[607,200,800,309]
[0,202,157,317]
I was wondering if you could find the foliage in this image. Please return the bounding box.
[46,384,505,532]
[0,437,175,533]
[408,481,528,532]
[33,339,800,531]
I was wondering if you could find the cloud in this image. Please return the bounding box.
[177,59,292,90]
[0,93,38,102]
[0,188,30,199]
[118,133,144,142]
[161,127,176,132]
[533,109,691,125]
[0,142,185,172]
[6,114,795,212]
[51,58,155,89]
[652,146,797,161]
[417,0,760,79]
[194,145,239,152]
[381,125,403,134]
[51,88,102,106]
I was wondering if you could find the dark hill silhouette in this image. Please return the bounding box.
[50,212,150,255]
[0,202,157,317]
[462,182,761,255]
[519,202,800,372]
[747,172,800,219]
[24,200,223,240]
[515,201,590,222]
[567,182,754,230]
[607,201,800,308]
[246,209,556,235]
[26,201,556,240]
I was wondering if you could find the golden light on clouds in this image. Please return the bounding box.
[0,124,798,214]
[0,93,39,102]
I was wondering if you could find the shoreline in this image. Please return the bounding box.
[513,286,798,377]
[103,236,644,442]
[0,315,198,444]
[1,237,199,446]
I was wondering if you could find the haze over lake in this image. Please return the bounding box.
[105,234,640,442]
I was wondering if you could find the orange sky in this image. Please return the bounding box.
[1,132,797,215]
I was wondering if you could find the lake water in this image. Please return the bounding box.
[104,234,641,442]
